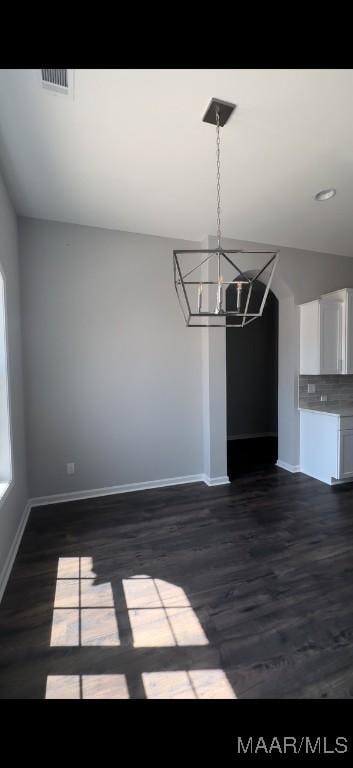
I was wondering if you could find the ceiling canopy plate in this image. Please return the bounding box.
[202,98,236,127]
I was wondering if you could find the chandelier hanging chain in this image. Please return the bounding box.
[216,110,221,251]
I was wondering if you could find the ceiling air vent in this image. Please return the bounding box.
[41,68,69,92]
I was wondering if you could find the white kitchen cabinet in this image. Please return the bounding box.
[338,429,353,479]
[320,299,343,374]
[299,410,339,483]
[299,300,320,374]
[299,297,343,374]
[299,409,353,484]
[300,287,353,375]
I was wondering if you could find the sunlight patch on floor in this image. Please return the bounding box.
[47,562,235,698]
[45,670,235,699]
[123,575,208,647]
[45,675,129,699]
[50,557,119,646]
[142,670,236,699]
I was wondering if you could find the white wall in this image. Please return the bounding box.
[19,218,204,497]
[0,169,27,582]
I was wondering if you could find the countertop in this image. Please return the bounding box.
[299,405,353,417]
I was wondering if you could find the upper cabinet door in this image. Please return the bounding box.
[300,300,320,374]
[300,297,344,375]
[319,299,343,374]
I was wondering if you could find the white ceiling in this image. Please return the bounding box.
[0,68,353,256]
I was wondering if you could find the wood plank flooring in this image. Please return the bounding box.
[2,466,353,698]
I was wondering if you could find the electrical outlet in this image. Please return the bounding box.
[320,395,328,403]
[308,383,316,393]
[67,462,75,475]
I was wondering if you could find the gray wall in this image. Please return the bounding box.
[200,238,228,481]
[0,170,27,582]
[18,218,353,496]
[19,218,204,497]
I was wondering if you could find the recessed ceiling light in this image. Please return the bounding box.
[314,188,336,201]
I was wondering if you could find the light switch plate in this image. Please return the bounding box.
[308,383,316,393]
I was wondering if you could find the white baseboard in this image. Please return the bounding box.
[298,468,353,486]
[299,468,332,485]
[276,460,301,474]
[29,473,207,508]
[203,475,230,486]
[0,501,31,605]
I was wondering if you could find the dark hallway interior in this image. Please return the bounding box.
[226,280,278,480]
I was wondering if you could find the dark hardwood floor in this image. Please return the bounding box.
[2,466,353,698]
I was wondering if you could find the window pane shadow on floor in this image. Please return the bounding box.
[45,559,236,699]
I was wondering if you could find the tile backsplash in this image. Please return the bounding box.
[299,375,353,408]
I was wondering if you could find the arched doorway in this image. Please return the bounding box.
[226,280,278,479]
[202,235,299,484]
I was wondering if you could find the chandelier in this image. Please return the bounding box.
[173,98,279,328]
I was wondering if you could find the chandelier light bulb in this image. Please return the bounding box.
[236,282,242,313]
[215,280,224,315]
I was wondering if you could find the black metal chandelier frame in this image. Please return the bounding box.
[173,98,279,328]
[173,248,279,327]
